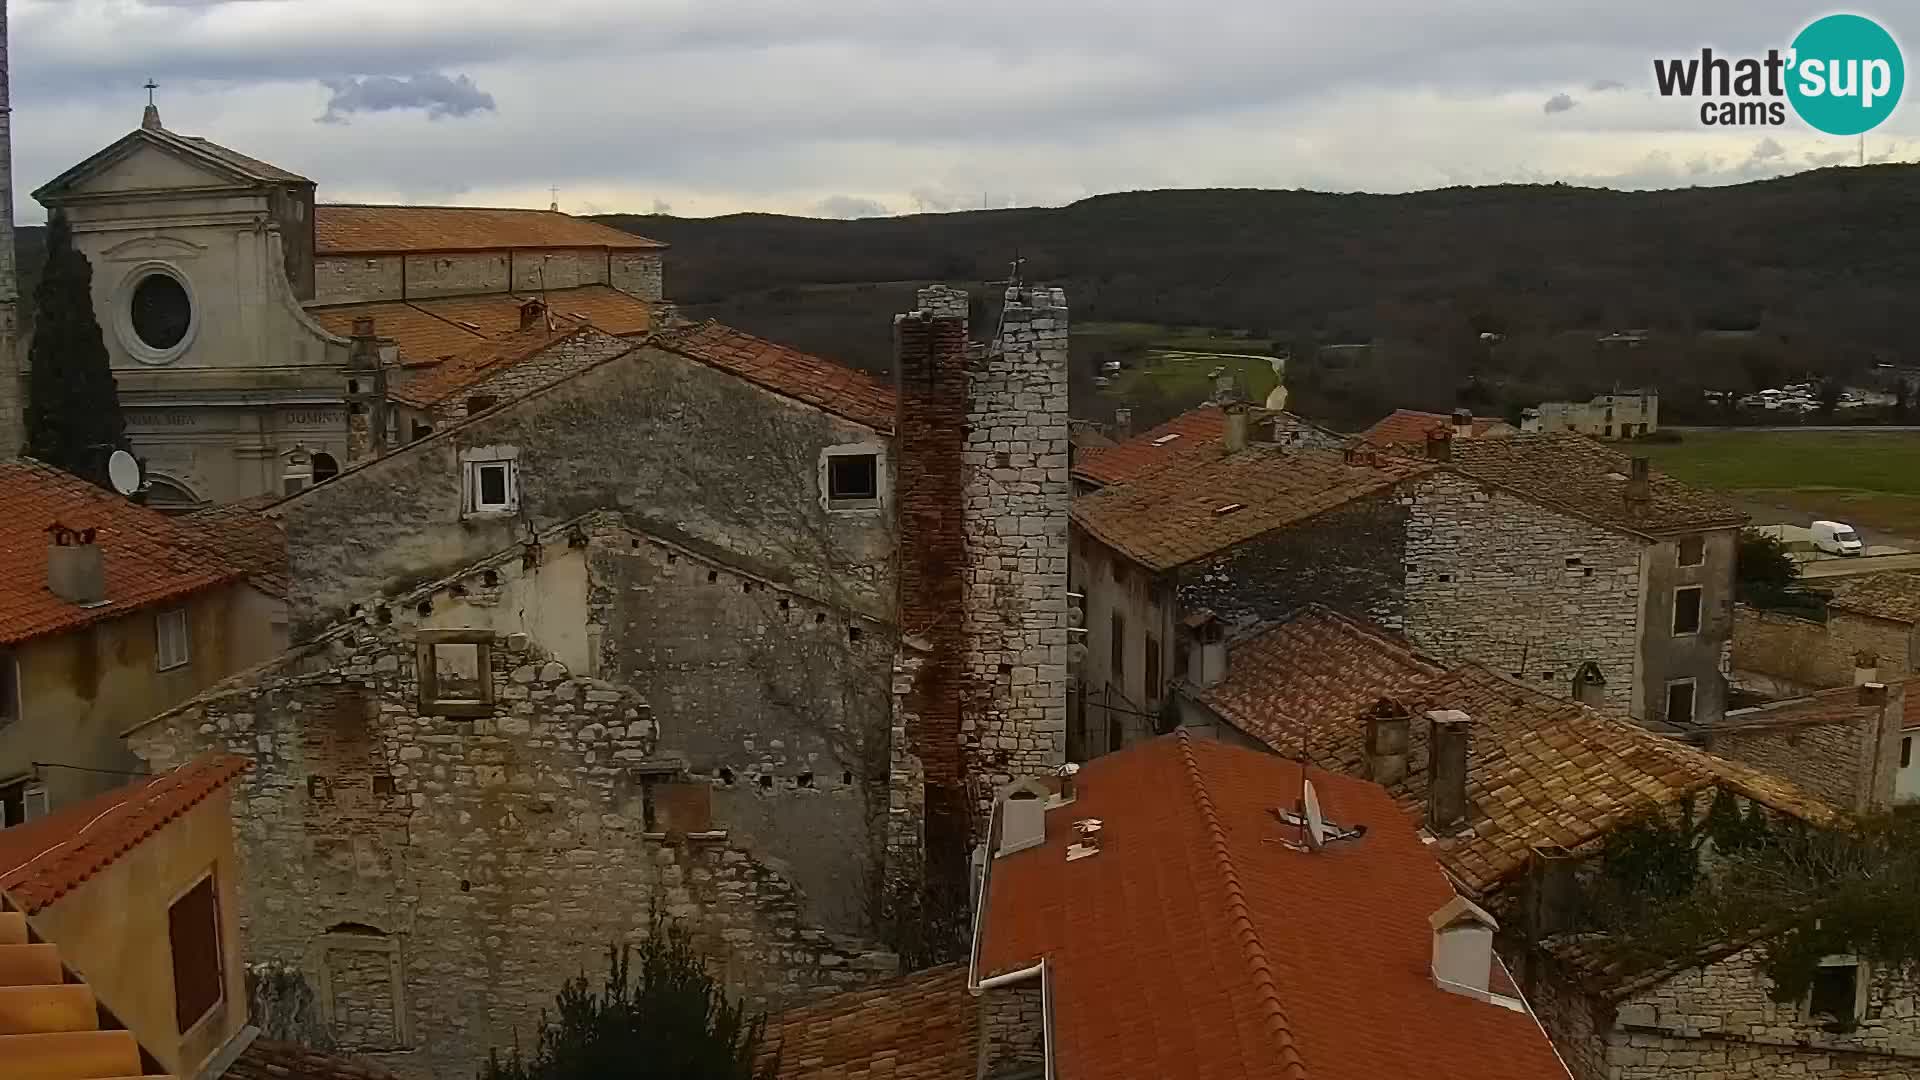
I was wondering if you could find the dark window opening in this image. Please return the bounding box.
[797,772,814,788]
[1110,611,1126,681]
[778,598,790,611]
[411,422,433,442]
[827,454,879,504]
[0,651,16,729]
[1145,634,1162,703]
[132,273,192,351]
[1678,535,1706,566]
[1674,587,1702,635]
[758,775,773,790]
[1809,964,1859,1024]
[477,464,509,507]
[718,768,734,785]
[1902,737,1912,769]
[466,394,499,414]
[841,771,853,785]
[311,452,339,484]
[848,626,862,643]
[169,876,223,1034]
[1666,681,1696,725]
[480,570,499,588]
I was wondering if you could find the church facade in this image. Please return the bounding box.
[23,108,666,508]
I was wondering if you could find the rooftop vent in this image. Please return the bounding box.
[1151,433,1182,446]
[1067,818,1102,861]
[1214,503,1245,516]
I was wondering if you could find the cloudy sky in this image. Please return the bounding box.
[8,0,1918,223]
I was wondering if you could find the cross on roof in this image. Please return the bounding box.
[144,79,158,106]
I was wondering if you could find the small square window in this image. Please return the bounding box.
[829,455,877,501]
[1673,586,1702,635]
[463,456,518,516]
[1678,536,1706,566]
[1665,680,1696,724]
[0,779,47,829]
[416,631,496,718]
[156,608,192,671]
[1808,960,1862,1025]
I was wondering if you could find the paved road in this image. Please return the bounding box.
[1800,553,1920,580]
[1733,498,1919,553]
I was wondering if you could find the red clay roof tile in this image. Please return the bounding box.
[387,318,597,410]
[976,732,1572,1080]
[1826,571,1920,625]
[315,205,664,254]
[182,503,289,599]
[0,461,246,646]
[656,321,896,433]
[764,964,975,1079]
[1361,409,1512,449]
[0,754,250,914]
[1447,434,1746,537]
[223,1039,402,1080]
[308,285,652,366]
[1071,406,1230,486]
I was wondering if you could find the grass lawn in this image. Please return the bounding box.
[1641,430,1920,538]
[1075,322,1282,409]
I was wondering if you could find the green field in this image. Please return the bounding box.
[1076,322,1283,409]
[1642,430,1920,538]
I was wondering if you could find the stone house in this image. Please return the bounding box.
[1702,677,1917,810]
[1071,430,1747,752]
[126,287,1074,1075]
[1068,399,1345,496]
[1524,389,1660,439]
[0,751,401,1080]
[0,460,283,820]
[1733,571,1920,695]
[1360,406,1518,450]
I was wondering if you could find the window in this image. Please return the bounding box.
[1902,736,1912,769]
[1145,634,1162,703]
[0,651,16,729]
[311,452,339,484]
[0,779,47,828]
[1110,612,1126,681]
[461,451,519,516]
[169,875,224,1034]
[1672,586,1702,635]
[1665,679,1696,724]
[156,608,191,671]
[1808,958,1865,1026]
[131,272,192,351]
[415,630,495,718]
[465,394,499,415]
[1602,424,1613,437]
[820,445,885,512]
[411,421,433,442]
[1677,535,1705,567]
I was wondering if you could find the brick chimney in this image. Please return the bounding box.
[46,523,104,606]
[1625,457,1651,505]
[1211,368,1238,405]
[1425,709,1471,833]
[1363,698,1411,786]
[1222,401,1250,453]
[1425,427,1453,462]
[1526,844,1581,938]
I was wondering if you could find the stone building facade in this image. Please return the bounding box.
[1704,680,1911,812]
[386,315,634,437]
[1733,599,1917,696]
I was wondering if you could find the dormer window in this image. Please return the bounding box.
[461,447,520,517]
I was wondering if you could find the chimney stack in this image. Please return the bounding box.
[46,524,105,606]
[345,318,392,463]
[1854,651,1880,687]
[1212,369,1238,405]
[1451,408,1473,439]
[1625,457,1651,505]
[1424,427,1453,462]
[1222,402,1250,453]
[1425,709,1471,833]
[1363,698,1411,786]
[1112,408,1133,441]
[1526,844,1581,938]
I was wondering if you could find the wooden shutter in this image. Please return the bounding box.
[169,876,223,1033]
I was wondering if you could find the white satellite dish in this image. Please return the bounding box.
[106,450,142,497]
[1302,779,1328,850]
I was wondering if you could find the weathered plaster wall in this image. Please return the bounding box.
[1405,471,1644,715]
[314,255,404,305]
[277,347,894,641]
[1734,607,1914,691]
[1073,534,1175,754]
[1637,529,1738,724]
[127,626,896,1080]
[1706,684,1906,814]
[609,253,664,302]
[427,329,631,424]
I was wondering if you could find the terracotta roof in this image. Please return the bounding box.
[315,204,664,254]
[1448,434,1747,537]
[976,732,1573,1080]
[184,503,288,599]
[387,318,594,409]
[0,461,246,646]
[308,285,652,366]
[165,131,310,184]
[1186,607,1839,896]
[1361,409,1512,449]
[1826,571,1920,625]
[763,964,975,1079]
[1070,444,1434,571]
[656,321,896,433]
[0,754,251,914]
[223,1039,402,1080]
[1071,406,1230,486]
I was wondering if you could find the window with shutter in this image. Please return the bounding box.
[169,875,224,1034]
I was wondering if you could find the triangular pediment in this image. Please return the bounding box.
[35,129,272,204]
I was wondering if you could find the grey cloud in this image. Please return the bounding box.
[1749,138,1786,162]
[651,199,675,215]
[318,73,496,124]
[1803,149,1854,167]
[1588,79,1626,92]
[814,195,892,219]
[1543,93,1577,114]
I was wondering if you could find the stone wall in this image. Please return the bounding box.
[1524,965,1613,1080]
[313,248,661,306]
[314,256,405,304]
[1734,606,1913,691]
[1405,471,1644,714]
[1175,490,1409,632]
[978,980,1046,1077]
[276,346,895,640]
[427,327,632,424]
[1709,717,1867,810]
[1602,945,1920,1078]
[128,624,896,1080]
[610,253,665,302]
[1706,683,1906,814]
[960,285,1071,814]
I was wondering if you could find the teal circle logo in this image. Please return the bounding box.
[1787,14,1904,135]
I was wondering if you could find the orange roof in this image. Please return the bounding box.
[308,285,652,366]
[1072,406,1229,486]
[656,321,896,433]
[183,503,288,598]
[314,204,665,254]
[224,1040,402,1080]
[388,318,593,409]
[1361,409,1511,449]
[976,732,1573,1080]
[1827,570,1920,625]
[1186,608,1838,896]
[1448,434,1746,537]
[764,964,975,1079]
[0,461,246,646]
[1071,444,1434,571]
[0,754,250,914]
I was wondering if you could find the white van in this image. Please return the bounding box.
[1811,520,1864,557]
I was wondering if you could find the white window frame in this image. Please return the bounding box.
[818,443,887,513]
[156,607,192,671]
[1672,585,1703,636]
[1664,678,1697,724]
[460,446,521,518]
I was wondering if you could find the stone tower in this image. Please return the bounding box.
[0,0,18,458]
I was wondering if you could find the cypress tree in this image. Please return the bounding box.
[24,212,127,486]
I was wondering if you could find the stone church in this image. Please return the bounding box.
[14,103,665,508]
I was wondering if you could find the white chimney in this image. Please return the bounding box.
[1429,895,1499,996]
[47,524,106,606]
[996,781,1050,858]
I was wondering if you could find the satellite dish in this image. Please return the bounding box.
[1302,780,1328,850]
[107,450,142,496]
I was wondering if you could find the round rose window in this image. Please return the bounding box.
[130,273,192,351]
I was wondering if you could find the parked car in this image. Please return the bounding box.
[1811,520,1864,556]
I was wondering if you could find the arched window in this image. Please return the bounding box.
[1573,662,1606,707]
[142,477,202,513]
[311,452,340,484]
